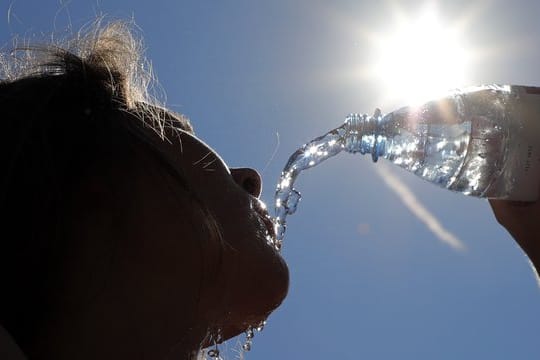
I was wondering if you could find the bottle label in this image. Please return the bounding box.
[504,86,540,201]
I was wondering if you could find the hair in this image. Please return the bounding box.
[0,20,222,349]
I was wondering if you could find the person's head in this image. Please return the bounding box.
[0,21,288,359]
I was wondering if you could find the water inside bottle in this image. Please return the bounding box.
[368,90,507,197]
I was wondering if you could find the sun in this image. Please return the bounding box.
[366,4,471,105]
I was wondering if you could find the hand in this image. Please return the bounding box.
[489,198,540,273]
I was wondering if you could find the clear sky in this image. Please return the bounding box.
[3,1,540,359]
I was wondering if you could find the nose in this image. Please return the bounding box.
[230,168,262,198]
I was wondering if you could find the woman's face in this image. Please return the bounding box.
[170,130,290,337]
[55,122,289,359]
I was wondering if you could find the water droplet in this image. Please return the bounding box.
[246,327,254,339]
[207,349,219,358]
[256,320,266,332]
[242,342,252,351]
[285,189,301,215]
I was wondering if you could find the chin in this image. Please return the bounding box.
[212,239,289,344]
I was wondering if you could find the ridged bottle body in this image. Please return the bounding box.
[345,85,540,200]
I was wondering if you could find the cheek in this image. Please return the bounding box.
[211,197,265,253]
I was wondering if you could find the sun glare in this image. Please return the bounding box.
[368,5,470,105]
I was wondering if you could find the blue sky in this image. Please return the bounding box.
[3,1,540,359]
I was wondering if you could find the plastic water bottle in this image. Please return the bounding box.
[273,84,540,244]
[343,85,540,200]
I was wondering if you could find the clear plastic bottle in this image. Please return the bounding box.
[343,85,540,200]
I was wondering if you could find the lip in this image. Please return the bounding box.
[252,198,277,241]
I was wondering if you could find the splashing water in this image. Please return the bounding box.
[273,110,402,247]
[202,320,267,359]
[273,122,351,246]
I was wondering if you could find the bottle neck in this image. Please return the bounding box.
[343,109,386,162]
